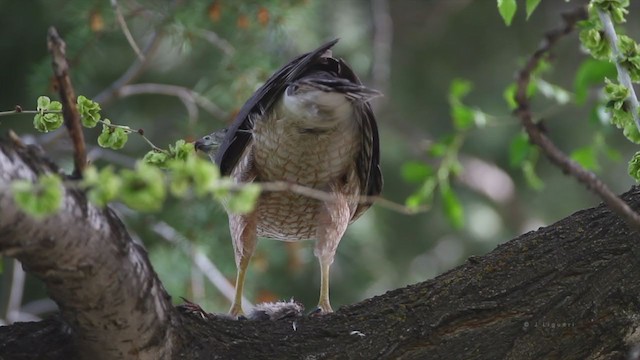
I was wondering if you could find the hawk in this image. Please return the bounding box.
[195,39,382,316]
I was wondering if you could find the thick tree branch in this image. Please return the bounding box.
[1,137,640,358]
[47,27,86,177]
[0,142,177,359]
[514,6,640,231]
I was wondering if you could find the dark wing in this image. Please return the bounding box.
[215,39,340,175]
[335,59,383,220]
[215,39,383,218]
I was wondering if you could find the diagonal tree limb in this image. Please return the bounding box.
[0,142,177,359]
[47,27,86,177]
[514,6,640,232]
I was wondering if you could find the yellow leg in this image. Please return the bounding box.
[229,257,250,316]
[228,212,257,317]
[317,257,333,313]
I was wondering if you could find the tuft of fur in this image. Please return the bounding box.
[246,299,304,321]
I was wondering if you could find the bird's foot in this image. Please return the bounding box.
[228,303,246,320]
[178,297,214,319]
[309,306,333,316]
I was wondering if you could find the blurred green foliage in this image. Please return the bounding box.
[2,0,640,317]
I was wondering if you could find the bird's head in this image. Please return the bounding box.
[194,128,228,162]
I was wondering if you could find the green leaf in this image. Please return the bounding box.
[226,184,261,214]
[525,0,541,19]
[628,151,640,181]
[98,119,129,150]
[405,177,437,210]
[37,96,51,110]
[449,79,473,100]
[509,133,532,167]
[428,141,448,158]
[579,27,610,60]
[570,146,600,171]
[623,122,640,144]
[448,79,475,130]
[497,0,517,26]
[503,83,518,110]
[401,161,434,184]
[440,184,464,229]
[120,163,166,212]
[573,59,616,104]
[143,150,170,168]
[83,166,122,207]
[77,95,101,128]
[33,96,63,132]
[522,160,544,190]
[452,104,475,131]
[11,174,63,218]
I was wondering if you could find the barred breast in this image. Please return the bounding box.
[249,93,361,241]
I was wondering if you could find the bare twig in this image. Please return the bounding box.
[226,181,428,215]
[47,27,87,177]
[117,83,228,121]
[193,29,235,56]
[514,6,640,231]
[111,0,145,61]
[597,10,640,132]
[93,30,163,106]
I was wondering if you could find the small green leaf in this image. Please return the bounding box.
[83,166,122,207]
[405,177,437,210]
[452,104,475,131]
[449,79,473,100]
[226,184,261,214]
[428,141,448,158]
[628,151,640,181]
[525,0,541,19]
[579,27,610,60]
[570,146,600,171]
[509,133,532,168]
[440,184,464,229]
[143,150,170,168]
[77,95,101,128]
[37,96,51,110]
[169,139,194,161]
[522,160,544,190]
[11,174,63,218]
[497,0,517,26]
[120,163,166,212]
[623,122,640,144]
[574,59,616,104]
[503,83,518,110]
[98,119,129,150]
[33,96,63,132]
[448,79,475,130]
[401,161,434,184]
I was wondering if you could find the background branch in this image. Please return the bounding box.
[47,27,86,177]
[110,0,145,61]
[514,6,640,231]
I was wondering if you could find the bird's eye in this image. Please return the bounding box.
[204,136,211,141]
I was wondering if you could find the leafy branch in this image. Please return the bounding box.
[514,5,640,231]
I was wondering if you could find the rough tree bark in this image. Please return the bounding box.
[1,139,640,360]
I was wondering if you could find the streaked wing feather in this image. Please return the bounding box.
[215,39,340,175]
